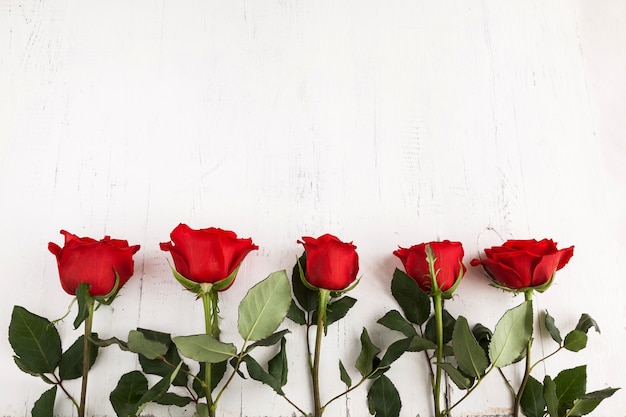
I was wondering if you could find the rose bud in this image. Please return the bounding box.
[298,234,359,291]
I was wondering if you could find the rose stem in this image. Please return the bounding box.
[513,289,534,417]
[433,293,444,417]
[312,289,330,417]
[202,289,218,417]
[78,297,94,417]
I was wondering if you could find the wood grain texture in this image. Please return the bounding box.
[1,1,624,416]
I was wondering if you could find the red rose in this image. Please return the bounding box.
[470,239,574,291]
[393,240,466,294]
[298,234,359,291]
[160,224,258,288]
[48,230,140,296]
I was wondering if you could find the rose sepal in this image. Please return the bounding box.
[93,271,122,305]
[441,263,464,299]
[296,256,319,292]
[168,263,239,294]
[485,270,556,295]
[169,263,203,293]
[212,266,240,291]
[329,276,361,298]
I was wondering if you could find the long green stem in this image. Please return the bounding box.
[514,290,534,417]
[433,293,444,417]
[312,289,330,417]
[78,297,95,417]
[201,289,218,417]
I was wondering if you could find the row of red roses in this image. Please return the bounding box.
[49,223,574,298]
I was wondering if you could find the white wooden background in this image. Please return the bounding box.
[1,1,625,416]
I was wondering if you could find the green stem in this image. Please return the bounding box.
[514,290,534,417]
[433,293,444,417]
[78,297,95,417]
[312,289,330,417]
[201,289,219,417]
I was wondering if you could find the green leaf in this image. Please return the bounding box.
[134,363,183,415]
[453,316,488,378]
[520,376,545,417]
[268,337,288,388]
[489,301,533,367]
[286,300,307,325]
[379,337,412,370]
[192,362,226,397]
[437,362,472,390]
[472,323,492,358]
[377,310,417,338]
[74,283,92,329]
[292,253,318,312]
[425,309,456,344]
[575,314,600,334]
[567,388,619,416]
[139,340,189,387]
[9,306,62,374]
[110,371,148,417]
[339,360,352,387]
[238,270,291,341]
[241,354,284,395]
[356,328,381,377]
[312,296,357,326]
[31,386,57,417]
[391,268,430,325]
[367,375,401,417]
[88,335,129,351]
[563,330,588,352]
[194,403,209,417]
[59,334,99,380]
[405,335,437,352]
[173,334,237,363]
[247,329,291,351]
[555,365,587,411]
[544,311,562,344]
[128,329,169,360]
[154,392,193,407]
[544,375,559,417]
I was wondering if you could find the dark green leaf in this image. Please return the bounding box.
[391,268,430,325]
[286,300,307,325]
[437,362,472,390]
[452,317,488,378]
[575,314,600,334]
[31,386,57,417]
[133,363,183,414]
[312,296,357,326]
[292,253,318,312]
[210,360,228,393]
[405,335,437,352]
[367,374,401,417]
[74,283,92,329]
[489,301,533,367]
[193,363,206,398]
[154,392,193,407]
[241,355,284,395]
[379,337,412,369]
[567,388,619,416]
[268,337,288,388]
[88,335,129,351]
[544,375,559,417]
[472,323,492,358]
[564,330,588,352]
[555,365,587,412]
[139,340,189,387]
[377,310,417,338]
[339,360,352,387]
[520,376,545,417]
[544,311,562,344]
[59,334,99,380]
[110,371,148,417]
[356,328,381,377]
[425,309,456,344]
[9,306,62,374]
[247,329,291,351]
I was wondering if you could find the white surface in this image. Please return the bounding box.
[1,1,624,416]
